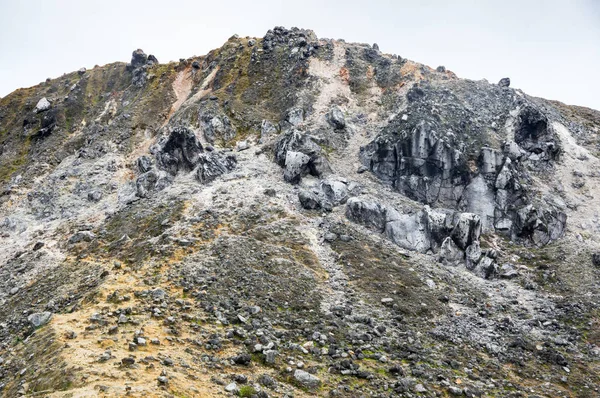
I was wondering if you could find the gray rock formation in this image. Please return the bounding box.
[360,82,567,246]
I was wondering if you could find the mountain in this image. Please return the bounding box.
[0,26,599,397]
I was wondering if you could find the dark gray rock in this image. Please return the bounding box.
[498,77,510,87]
[298,189,321,210]
[156,127,204,175]
[274,129,331,183]
[326,106,346,130]
[130,49,148,69]
[136,170,159,198]
[359,82,566,246]
[196,152,237,184]
[283,151,310,184]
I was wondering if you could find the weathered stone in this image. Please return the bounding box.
[196,152,237,183]
[68,231,96,244]
[326,106,346,129]
[283,151,310,184]
[498,77,510,87]
[293,369,321,389]
[438,237,463,266]
[298,189,321,210]
[156,127,203,174]
[35,98,51,113]
[28,312,52,328]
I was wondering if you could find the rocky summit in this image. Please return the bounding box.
[0,26,599,397]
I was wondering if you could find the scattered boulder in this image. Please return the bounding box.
[298,189,321,210]
[35,98,51,113]
[28,311,52,328]
[438,237,463,266]
[130,49,148,69]
[293,369,321,389]
[283,151,310,184]
[286,107,304,127]
[68,231,96,244]
[326,106,346,130]
[498,77,511,87]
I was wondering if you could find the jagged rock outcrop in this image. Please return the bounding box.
[360,82,567,246]
[298,177,361,211]
[274,128,331,183]
[196,151,237,183]
[346,197,482,260]
[136,126,236,197]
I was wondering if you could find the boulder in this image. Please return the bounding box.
[498,77,510,87]
[283,151,310,184]
[286,107,304,127]
[385,208,431,253]
[298,189,321,210]
[35,98,51,113]
[320,179,349,205]
[130,49,148,69]
[345,197,387,232]
[68,231,96,244]
[326,106,346,129]
[450,213,481,250]
[274,129,331,180]
[293,369,321,389]
[28,311,52,328]
[196,152,237,184]
[136,170,159,198]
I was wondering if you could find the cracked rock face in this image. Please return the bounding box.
[361,82,567,245]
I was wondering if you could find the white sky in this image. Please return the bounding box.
[1,0,599,110]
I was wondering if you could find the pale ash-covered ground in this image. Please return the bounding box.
[0,28,599,398]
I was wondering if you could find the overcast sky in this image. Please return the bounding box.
[1,0,599,110]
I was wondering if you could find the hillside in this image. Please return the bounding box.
[0,27,599,397]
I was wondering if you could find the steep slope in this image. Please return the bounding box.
[0,27,599,398]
